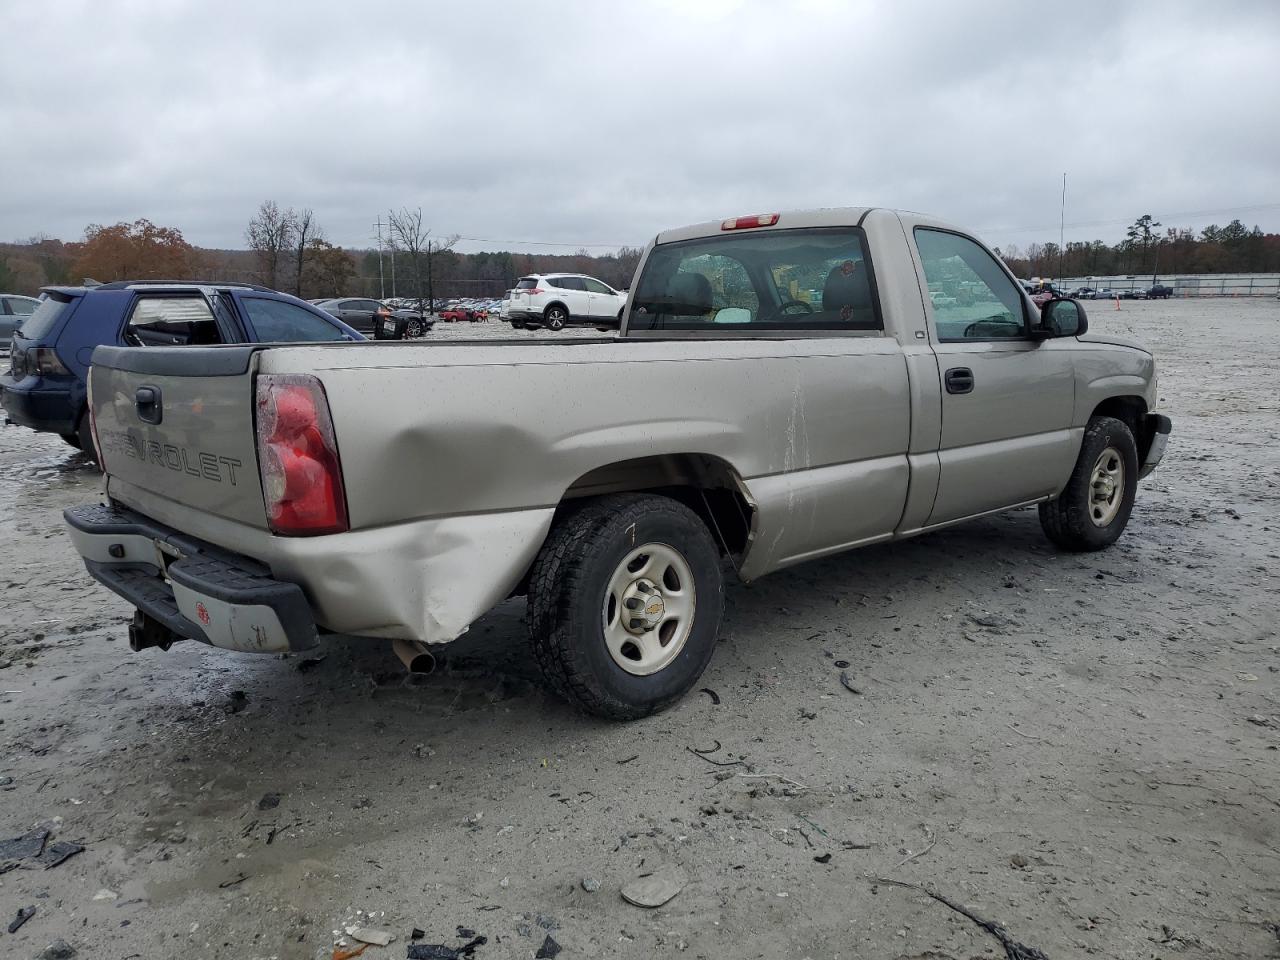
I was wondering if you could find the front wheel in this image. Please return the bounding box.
[544,305,567,331]
[527,494,724,720]
[405,319,424,338]
[1039,415,1138,551]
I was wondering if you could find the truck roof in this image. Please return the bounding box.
[653,207,964,245]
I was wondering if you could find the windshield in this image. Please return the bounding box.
[628,227,879,331]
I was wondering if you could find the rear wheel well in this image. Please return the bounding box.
[1090,395,1151,458]
[561,454,755,561]
[544,302,569,318]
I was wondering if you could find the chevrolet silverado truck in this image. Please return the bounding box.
[63,208,1171,720]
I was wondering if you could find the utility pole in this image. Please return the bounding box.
[1058,172,1066,281]
[388,209,397,298]
[374,216,385,299]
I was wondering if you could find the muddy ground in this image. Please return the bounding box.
[1,299,1277,960]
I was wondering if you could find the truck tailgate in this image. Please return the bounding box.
[90,345,267,528]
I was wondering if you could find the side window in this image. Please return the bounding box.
[125,297,222,346]
[676,254,759,321]
[11,298,37,315]
[581,278,611,294]
[0,299,10,315]
[914,229,1027,341]
[558,277,586,291]
[240,297,347,342]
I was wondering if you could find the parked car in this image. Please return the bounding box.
[508,273,628,331]
[63,207,1170,720]
[1,294,41,344]
[438,304,482,322]
[1,281,362,457]
[386,302,435,337]
[314,297,398,334]
[1147,284,1173,299]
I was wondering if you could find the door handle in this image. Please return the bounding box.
[944,367,974,395]
[135,384,163,424]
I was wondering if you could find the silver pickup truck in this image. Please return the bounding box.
[64,208,1170,719]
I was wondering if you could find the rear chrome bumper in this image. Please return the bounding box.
[1138,413,1172,480]
[64,503,316,653]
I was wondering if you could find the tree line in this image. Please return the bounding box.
[997,215,1280,280]
[7,207,1275,300]
[0,202,644,300]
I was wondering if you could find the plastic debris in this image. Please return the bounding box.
[838,670,863,694]
[332,945,368,960]
[347,926,395,946]
[407,946,458,959]
[581,876,601,892]
[8,906,36,933]
[621,863,688,907]
[535,935,561,959]
[698,687,721,705]
[0,827,49,861]
[37,840,85,869]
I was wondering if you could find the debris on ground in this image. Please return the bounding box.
[223,690,249,714]
[332,945,369,960]
[581,876,601,892]
[37,840,84,869]
[838,669,863,694]
[38,940,77,960]
[875,877,1049,960]
[257,792,281,810]
[7,905,36,933]
[458,935,487,956]
[535,935,561,959]
[406,946,459,959]
[621,863,688,908]
[217,873,249,888]
[615,755,639,764]
[410,928,425,940]
[346,926,395,946]
[533,914,559,930]
[698,687,721,705]
[0,827,50,861]
[813,853,832,864]
[297,655,327,673]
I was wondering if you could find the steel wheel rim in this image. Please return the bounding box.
[601,542,696,676]
[1088,446,1125,526]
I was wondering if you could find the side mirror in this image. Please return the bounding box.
[1034,298,1087,339]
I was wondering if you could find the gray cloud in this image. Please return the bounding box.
[3,0,1278,254]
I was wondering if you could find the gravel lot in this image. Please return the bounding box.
[1,300,1277,960]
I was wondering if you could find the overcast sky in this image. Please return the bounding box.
[3,0,1278,255]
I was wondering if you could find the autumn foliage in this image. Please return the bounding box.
[69,219,196,282]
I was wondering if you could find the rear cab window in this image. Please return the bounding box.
[15,293,74,341]
[515,278,539,290]
[628,227,882,332]
[124,296,224,346]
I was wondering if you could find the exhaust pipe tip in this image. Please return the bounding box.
[392,638,436,675]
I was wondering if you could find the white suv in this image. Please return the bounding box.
[507,273,627,331]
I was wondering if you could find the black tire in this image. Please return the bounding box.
[510,321,526,330]
[544,305,567,331]
[61,432,81,450]
[406,319,423,338]
[527,494,724,720]
[74,413,99,464]
[1039,415,1138,551]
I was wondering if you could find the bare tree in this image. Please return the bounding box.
[245,200,295,290]
[291,208,321,296]
[387,207,458,310]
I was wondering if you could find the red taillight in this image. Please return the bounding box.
[255,374,348,536]
[721,213,780,230]
[523,288,543,295]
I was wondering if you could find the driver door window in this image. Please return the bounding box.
[915,229,1027,341]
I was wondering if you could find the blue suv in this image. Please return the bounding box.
[1,280,363,457]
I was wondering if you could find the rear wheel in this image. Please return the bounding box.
[544,305,568,331]
[1039,415,1138,551]
[75,412,98,464]
[406,318,424,338]
[528,494,724,720]
[61,432,81,450]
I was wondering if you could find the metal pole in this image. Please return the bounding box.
[375,217,385,300]
[389,211,396,299]
[1058,172,1066,281]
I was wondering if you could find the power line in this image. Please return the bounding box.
[452,235,636,250]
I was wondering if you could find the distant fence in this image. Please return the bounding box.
[1056,273,1280,298]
